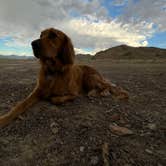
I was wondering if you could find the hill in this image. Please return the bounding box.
[1,45,166,60]
[75,54,92,62]
[0,55,34,60]
[94,45,166,59]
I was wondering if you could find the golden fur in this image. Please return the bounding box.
[0,28,128,127]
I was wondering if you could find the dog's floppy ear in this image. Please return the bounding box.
[59,35,75,64]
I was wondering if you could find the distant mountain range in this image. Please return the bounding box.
[0,45,166,60]
[0,54,34,59]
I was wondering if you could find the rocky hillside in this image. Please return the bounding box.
[94,45,166,59]
[76,54,92,60]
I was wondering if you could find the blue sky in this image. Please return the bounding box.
[148,31,166,48]
[0,0,165,56]
[0,37,32,55]
[102,0,128,18]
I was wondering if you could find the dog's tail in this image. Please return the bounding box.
[0,88,40,128]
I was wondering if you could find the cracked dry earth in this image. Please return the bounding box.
[0,59,166,166]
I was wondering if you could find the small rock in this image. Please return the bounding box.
[0,139,9,145]
[109,124,133,136]
[119,117,127,124]
[50,122,59,134]
[32,139,37,145]
[99,101,102,105]
[90,156,99,165]
[110,114,120,121]
[39,116,44,120]
[80,146,85,152]
[147,123,156,130]
[102,142,111,166]
[18,115,24,120]
[145,149,153,154]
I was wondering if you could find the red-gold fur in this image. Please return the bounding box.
[0,28,128,127]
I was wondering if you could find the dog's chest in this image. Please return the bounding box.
[45,73,71,95]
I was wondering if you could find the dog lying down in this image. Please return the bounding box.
[0,28,129,127]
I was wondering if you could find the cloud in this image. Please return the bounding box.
[0,0,165,55]
[60,16,153,55]
[69,17,153,47]
[0,0,108,55]
[0,0,107,31]
[120,0,166,31]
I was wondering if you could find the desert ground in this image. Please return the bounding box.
[0,59,166,166]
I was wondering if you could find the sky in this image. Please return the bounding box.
[0,0,165,56]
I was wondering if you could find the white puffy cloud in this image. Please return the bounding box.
[69,17,152,47]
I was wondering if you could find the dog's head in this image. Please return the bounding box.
[31,28,75,65]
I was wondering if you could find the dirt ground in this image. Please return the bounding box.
[0,59,166,166]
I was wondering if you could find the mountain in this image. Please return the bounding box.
[1,45,166,60]
[94,45,166,59]
[76,54,92,61]
[0,55,34,59]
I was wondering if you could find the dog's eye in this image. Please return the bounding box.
[48,31,57,39]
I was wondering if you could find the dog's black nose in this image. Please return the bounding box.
[31,39,41,58]
[31,39,41,49]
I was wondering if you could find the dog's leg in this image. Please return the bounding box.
[0,87,40,128]
[100,81,129,100]
[106,82,129,100]
[85,73,128,99]
[51,95,76,104]
[87,74,128,99]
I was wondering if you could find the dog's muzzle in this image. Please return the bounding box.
[31,39,41,58]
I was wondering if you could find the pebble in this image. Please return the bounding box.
[109,124,133,136]
[50,122,59,134]
[147,123,156,130]
[110,114,120,121]
[80,146,85,152]
[90,156,99,165]
[145,149,153,154]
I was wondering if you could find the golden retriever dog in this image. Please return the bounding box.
[0,28,128,127]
